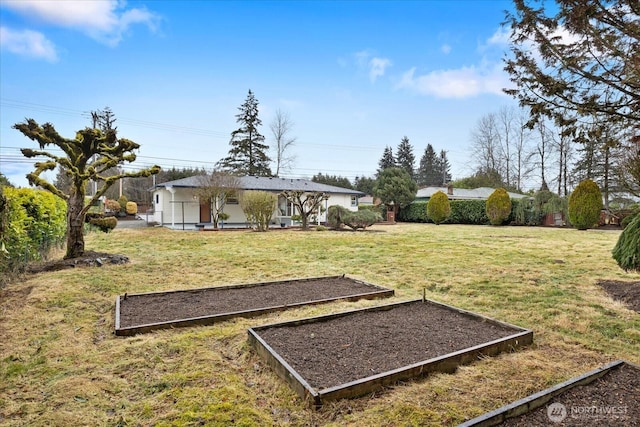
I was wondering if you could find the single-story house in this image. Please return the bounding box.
[415,186,529,202]
[149,175,364,229]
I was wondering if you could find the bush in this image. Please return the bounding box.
[486,188,512,226]
[612,214,640,272]
[89,216,118,233]
[126,201,138,215]
[568,179,603,230]
[105,199,121,212]
[427,191,451,225]
[343,210,381,230]
[398,200,490,224]
[621,212,638,229]
[240,191,277,232]
[0,187,66,278]
[449,200,489,224]
[328,205,381,230]
[117,195,129,213]
[327,205,349,229]
[510,197,538,225]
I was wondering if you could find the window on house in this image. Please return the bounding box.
[351,196,358,207]
[277,195,293,216]
[155,194,159,204]
[227,196,239,204]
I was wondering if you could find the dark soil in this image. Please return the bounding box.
[598,280,640,313]
[27,251,129,273]
[255,301,523,390]
[117,277,389,329]
[500,363,640,426]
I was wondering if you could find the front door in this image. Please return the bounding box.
[199,200,211,223]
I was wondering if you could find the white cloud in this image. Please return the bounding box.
[397,63,508,99]
[441,43,452,54]
[0,26,58,61]
[353,50,392,83]
[486,26,511,47]
[369,57,391,82]
[2,0,160,47]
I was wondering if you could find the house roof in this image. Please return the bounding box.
[416,186,529,200]
[155,175,365,196]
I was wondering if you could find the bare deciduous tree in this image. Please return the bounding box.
[195,171,241,229]
[270,109,296,176]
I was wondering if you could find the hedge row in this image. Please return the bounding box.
[398,198,541,225]
[1,187,67,276]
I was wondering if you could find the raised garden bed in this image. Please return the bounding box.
[459,360,640,426]
[248,299,533,407]
[115,275,393,336]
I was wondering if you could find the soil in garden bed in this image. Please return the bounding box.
[598,280,640,313]
[117,276,387,329]
[500,363,640,426]
[255,301,524,390]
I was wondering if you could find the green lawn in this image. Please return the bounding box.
[1,223,638,426]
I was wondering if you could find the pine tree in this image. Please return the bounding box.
[219,90,272,176]
[396,136,415,180]
[417,144,440,186]
[377,146,396,177]
[439,150,452,185]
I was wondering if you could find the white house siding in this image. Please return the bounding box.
[151,189,358,229]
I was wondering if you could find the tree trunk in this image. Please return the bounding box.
[65,191,85,259]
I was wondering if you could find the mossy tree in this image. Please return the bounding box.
[486,188,512,225]
[427,191,451,225]
[568,179,603,230]
[14,119,160,259]
[612,214,640,272]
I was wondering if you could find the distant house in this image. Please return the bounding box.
[415,186,529,202]
[149,175,364,229]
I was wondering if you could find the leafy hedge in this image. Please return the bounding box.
[328,205,381,230]
[399,198,543,226]
[399,200,490,224]
[568,179,603,230]
[0,187,66,277]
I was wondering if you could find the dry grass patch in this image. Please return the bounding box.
[1,224,638,426]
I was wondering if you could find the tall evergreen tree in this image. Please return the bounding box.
[377,146,396,177]
[396,136,415,180]
[439,150,452,185]
[354,176,376,195]
[417,144,441,186]
[218,90,272,176]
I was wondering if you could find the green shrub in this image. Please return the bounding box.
[427,191,451,225]
[126,201,137,215]
[510,197,538,225]
[328,205,381,230]
[327,205,349,229]
[612,214,640,272]
[0,187,66,278]
[568,179,603,230]
[449,200,490,224]
[343,210,381,230]
[105,199,121,212]
[620,210,638,229]
[486,188,512,226]
[398,200,490,224]
[89,216,118,233]
[117,195,129,213]
[240,191,277,232]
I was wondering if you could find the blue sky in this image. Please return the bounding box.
[0,0,519,189]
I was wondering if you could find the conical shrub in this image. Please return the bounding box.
[612,214,640,272]
[427,191,451,225]
[568,179,603,230]
[486,188,512,226]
